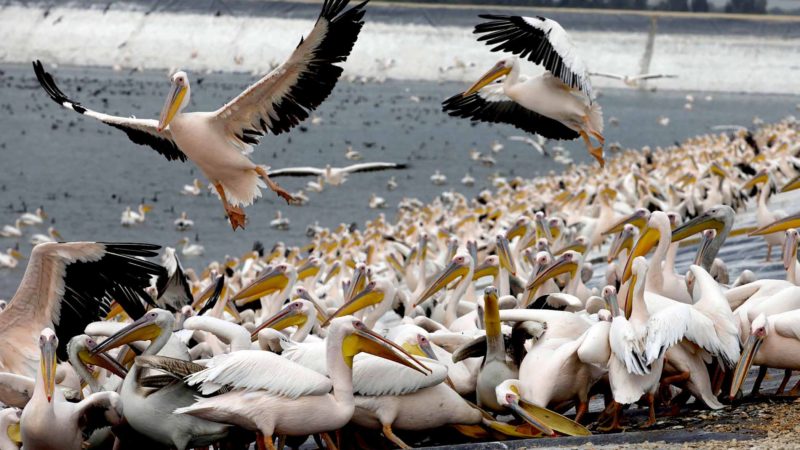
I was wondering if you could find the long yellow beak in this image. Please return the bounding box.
[742,171,769,190]
[250,301,307,341]
[158,81,186,131]
[602,210,648,235]
[414,259,468,307]
[526,254,578,293]
[78,346,129,379]
[608,226,635,263]
[90,314,162,355]
[671,212,725,242]
[783,230,798,271]
[341,322,431,374]
[506,220,528,241]
[232,267,289,306]
[472,258,498,280]
[729,333,763,400]
[464,64,511,96]
[621,226,660,282]
[324,283,384,326]
[40,340,57,403]
[496,235,516,275]
[781,175,800,193]
[6,422,20,445]
[750,212,800,236]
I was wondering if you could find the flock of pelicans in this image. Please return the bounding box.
[1,0,800,449]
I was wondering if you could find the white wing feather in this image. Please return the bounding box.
[609,318,648,376]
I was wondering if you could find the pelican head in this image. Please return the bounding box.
[671,205,733,243]
[473,255,499,280]
[397,332,438,360]
[233,264,294,306]
[496,234,517,275]
[607,224,637,263]
[332,317,430,374]
[505,216,529,241]
[325,278,393,325]
[465,57,516,96]
[730,313,768,400]
[158,70,191,131]
[2,408,21,446]
[250,300,322,341]
[68,335,128,379]
[90,309,174,355]
[526,250,579,293]
[603,208,650,235]
[494,380,561,437]
[783,229,799,270]
[414,253,472,307]
[38,328,58,402]
[602,285,620,317]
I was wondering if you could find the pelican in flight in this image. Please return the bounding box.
[443,15,604,166]
[33,0,369,230]
[588,72,677,88]
[268,162,406,187]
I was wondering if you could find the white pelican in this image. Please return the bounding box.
[34,0,369,230]
[0,242,163,378]
[29,227,61,245]
[269,211,290,230]
[165,317,429,450]
[508,134,547,156]
[120,204,151,227]
[387,176,398,191]
[461,173,475,187]
[743,170,785,261]
[20,329,124,450]
[443,15,604,166]
[588,72,677,88]
[268,162,406,187]
[369,193,386,209]
[178,237,205,257]
[0,408,21,450]
[430,170,447,185]
[0,249,23,269]
[174,211,194,231]
[0,220,24,238]
[181,178,204,196]
[18,208,46,226]
[345,145,362,161]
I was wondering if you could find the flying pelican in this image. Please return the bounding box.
[268,162,407,187]
[589,72,677,88]
[33,0,369,230]
[443,15,604,166]
[0,242,163,377]
[20,329,124,450]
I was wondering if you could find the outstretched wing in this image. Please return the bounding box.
[267,167,327,178]
[33,61,187,162]
[474,15,592,99]
[213,0,368,150]
[442,82,579,140]
[342,162,408,174]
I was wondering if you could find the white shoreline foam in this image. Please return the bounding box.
[1,5,799,93]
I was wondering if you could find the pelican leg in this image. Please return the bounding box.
[765,244,773,262]
[574,401,589,424]
[643,393,657,427]
[382,424,410,449]
[255,166,295,204]
[580,130,605,168]
[276,435,286,450]
[596,401,624,432]
[787,377,800,397]
[321,432,339,450]
[776,369,793,395]
[214,182,246,231]
[256,432,268,450]
[751,365,768,396]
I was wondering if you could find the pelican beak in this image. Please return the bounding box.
[781,175,800,193]
[497,236,516,275]
[742,170,768,190]
[708,162,727,178]
[483,288,501,338]
[729,333,764,400]
[782,230,798,271]
[233,266,289,306]
[342,322,431,374]
[344,266,368,304]
[506,220,528,241]
[79,343,129,379]
[604,288,621,317]
[250,302,307,341]
[672,211,725,242]
[750,212,800,236]
[535,214,553,242]
[472,259,498,280]
[141,205,154,213]
[52,229,63,240]
[296,260,320,281]
[9,249,24,260]
[608,227,635,263]
[624,273,638,319]
[323,262,342,285]
[158,80,186,131]
[90,314,162,355]
[603,211,648,235]
[554,240,588,256]
[694,229,717,266]
[414,259,469,307]
[526,254,578,293]
[401,336,438,361]
[40,339,57,403]
[323,282,384,326]
[6,422,20,445]
[622,226,660,282]
[294,290,329,324]
[464,62,511,96]
[507,399,555,436]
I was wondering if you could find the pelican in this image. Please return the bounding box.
[269,211,290,230]
[29,227,61,245]
[588,72,677,88]
[181,178,204,196]
[162,317,429,450]
[268,162,407,187]
[178,237,205,257]
[475,287,517,413]
[20,329,124,450]
[443,15,604,166]
[0,408,21,450]
[0,249,23,269]
[120,204,151,227]
[18,208,46,226]
[345,146,362,161]
[33,0,369,230]
[461,173,476,187]
[431,170,447,186]
[743,170,785,261]
[0,220,24,238]
[387,176,398,191]
[0,242,163,379]
[174,211,194,231]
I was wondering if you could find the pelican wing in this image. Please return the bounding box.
[609,318,649,376]
[267,167,327,178]
[33,61,187,162]
[281,340,328,375]
[341,162,408,174]
[588,71,624,80]
[475,15,592,98]
[632,74,677,81]
[184,350,332,398]
[644,304,691,365]
[772,310,800,340]
[0,243,164,372]
[442,83,580,140]
[155,249,193,312]
[353,355,446,396]
[212,0,367,149]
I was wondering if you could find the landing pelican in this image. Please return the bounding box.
[34,0,369,230]
[443,15,604,165]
